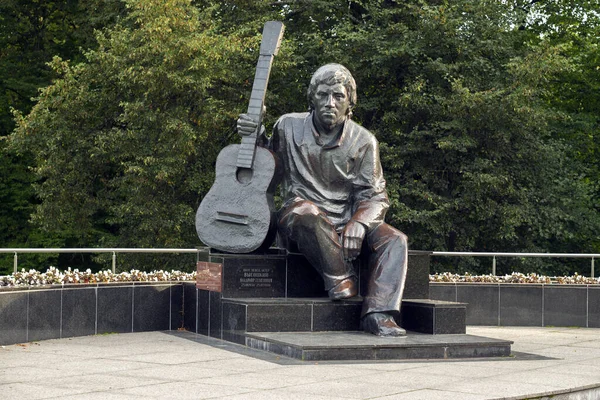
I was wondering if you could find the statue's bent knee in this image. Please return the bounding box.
[369,223,407,252]
[279,200,327,233]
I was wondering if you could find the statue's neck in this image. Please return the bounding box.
[313,114,345,138]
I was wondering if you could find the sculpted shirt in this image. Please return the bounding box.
[270,112,389,232]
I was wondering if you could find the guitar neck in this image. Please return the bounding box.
[236,21,284,169]
[236,54,275,169]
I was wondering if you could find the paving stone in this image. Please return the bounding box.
[2,328,600,400]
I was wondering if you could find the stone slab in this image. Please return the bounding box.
[499,285,543,326]
[97,286,133,334]
[202,248,430,299]
[208,250,287,298]
[457,284,499,326]
[28,289,61,342]
[399,299,467,334]
[245,331,513,361]
[403,251,431,299]
[0,291,28,345]
[133,285,172,332]
[61,287,96,338]
[543,286,587,327]
[220,297,465,336]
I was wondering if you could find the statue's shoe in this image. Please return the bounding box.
[361,312,407,337]
[328,277,357,300]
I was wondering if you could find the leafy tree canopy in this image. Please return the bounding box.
[6,0,600,275]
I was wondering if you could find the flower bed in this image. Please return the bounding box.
[430,272,600,284]
[0,266,196,287]
[3,268,599,287]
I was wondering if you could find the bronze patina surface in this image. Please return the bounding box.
[237,64,409,336]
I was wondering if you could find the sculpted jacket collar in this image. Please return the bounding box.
[295,112,348,149]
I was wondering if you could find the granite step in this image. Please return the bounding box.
[244,331,513,361]
[219,297,467,338]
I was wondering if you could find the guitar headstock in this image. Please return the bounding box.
[259,21,285,56]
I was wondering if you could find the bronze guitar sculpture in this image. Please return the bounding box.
[196,21,284,253]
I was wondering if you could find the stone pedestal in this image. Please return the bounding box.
[196,248,431,299]
[186,248,499,361]
[244,331,511,361]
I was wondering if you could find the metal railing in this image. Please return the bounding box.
[1,248,208,274]
[431,251,599,277]
[2,248,598,277]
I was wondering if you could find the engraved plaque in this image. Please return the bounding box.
[196,262,222,292]
[238,266,275,289]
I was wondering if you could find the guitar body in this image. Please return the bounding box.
[195,21,284,253]
[196,144,279,253]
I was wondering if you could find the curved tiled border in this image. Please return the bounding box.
[0,282,183,345]
[430,282,600,327]
[3,281,597,346]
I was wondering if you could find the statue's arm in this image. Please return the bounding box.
[341,137,389,261]
[350,138,390,231]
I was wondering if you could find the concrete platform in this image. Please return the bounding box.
[246,331,512,361]
[2,326,600,399]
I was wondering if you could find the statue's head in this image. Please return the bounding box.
[307,64,357,117]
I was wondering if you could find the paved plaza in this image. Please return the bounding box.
[2,326,600,399]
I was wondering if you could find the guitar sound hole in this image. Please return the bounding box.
[236,168,253,184]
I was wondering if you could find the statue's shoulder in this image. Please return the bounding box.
[274,112,309,129]
[346,119,379,147]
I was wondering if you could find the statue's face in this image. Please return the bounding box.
[312,83,350,133]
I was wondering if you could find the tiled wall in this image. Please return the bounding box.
[430,283,600,327]
[0,283,183,345]
[4,281,596,345]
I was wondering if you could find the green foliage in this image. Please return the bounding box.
[256,1,599,257]
[525,0,600,254]
[10,0,254,270]
[0,0,126,136]
[0,0,126,273]
[4,0,600,275]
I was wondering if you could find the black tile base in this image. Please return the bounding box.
[0,283,189,346]
[62,288,96,338]
[209,291,223,339]
[183,283,197,333]
[403,251,431,299]
[208,249,431,300]
[133,285,171,332]
[589,287,600,328]
[0,291,28,345]
[245,331,512,361]
[170,284,184,330]
[458,284,499,326]
[28,289,61,342]
[222,297,363,334]
[313,302,362,331]
[399,299,466,334]
[543,286,587,327]
[429,283,457,302]
[97,286,133,334]
[221,297,466,336]
[500,285,543,326]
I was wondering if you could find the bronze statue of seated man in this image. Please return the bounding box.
[238,64,408,337]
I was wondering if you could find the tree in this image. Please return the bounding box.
[523,0,600,247]
[10,0,256,270]
[214,0,600,274]
[0,0,126,273]
[8,0,599,275]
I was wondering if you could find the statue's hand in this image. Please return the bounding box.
[237,113,258,136]
[342,220,366,262]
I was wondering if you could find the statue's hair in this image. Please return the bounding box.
[307,64,357,115]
